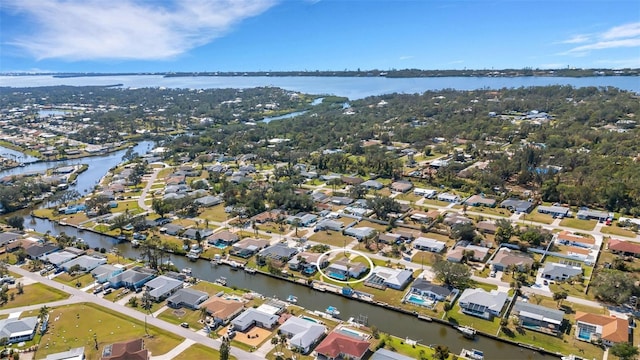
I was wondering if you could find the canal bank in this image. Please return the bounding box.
[25,215,556,360]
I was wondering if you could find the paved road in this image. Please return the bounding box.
[138,165,165,212]
[9,266,263,360]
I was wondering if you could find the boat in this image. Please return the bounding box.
[417,314,432,322]
[460,348,484,360]
[181,268,192,276]
[215,277,227,286]
[244,267,257,274]
[456,325,477,338]
[229,261,242,270]
[187,252,200,261]
[286,295,298,304]
[325,306,340,316]
[131,239,140,248]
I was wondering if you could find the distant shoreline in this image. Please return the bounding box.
[1,68,638,79]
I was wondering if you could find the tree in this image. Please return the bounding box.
[38,305,49,322]
[432,260,471,288]
[494,218,513,244]
[450,223,476,242]
[433,345,450,360]
[128,296,139,308]
[552,291,568,307]
[6,216,24,231]
[151,198,172,218]
[610,342,639,360]
[591,269,638,305]
[366,196,401,221]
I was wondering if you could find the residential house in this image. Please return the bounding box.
[490,247,533,271]
[458,288,508,319]
[61,255,107,273]
[45,347,85,360]
[166,288,209,310]
[314,331,371,360]
[144,275,184,301]
[288,252,328,271]
[316,219,344,232]
[0,232,21,247]
[413,237,446,253]
[576,209,613,222]
[476,221,497,234]
[408,278,455,302]
[365,266,413,290]
[575,312,628,346]
[443,213,472,226]
[512,300,565,336]
[500,199,535,213]
[182,228,213,240]
[231,238,269,258]
[556,231,596,249]
[344,227,376,240]
[40,251,78,267]
[0,316,38,344]
[279,316,327,354]
[537,205,571,218]
[194,195,222,207]
[377,233,402,245]
[326,260,369,280]
[371,348,414,360]
[330,196,354,206]
[437,193,461,203]
[541,262,582,281]
[287,213,318,227]
[25,243,59,260]
[91,264,124,284]
[446,243,489,263]
[207,230,239,247]
[465,195,496,207]
[108,267,156,290]
[414,188,437,198]
[390,180,413,193]
[160,223,183,236]
[202,297,245,325]
[101,339,148,360]
[608,238,640,257]
[258,243,298,263]
[341,176,364,186]
[409,210,440,223]
[231,308,279,332]
[361,180,383,190]
[251,210,282,224]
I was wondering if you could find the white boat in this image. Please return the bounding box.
[181,268,192,275]
[245,267,257,274]
[460,348,484,360]
[326,306,340,316]
[286,295,298,304]
[215,277,227,286]
[456,325,476,338]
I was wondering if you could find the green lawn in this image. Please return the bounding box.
[158,307,204,329]
[32,302,183,360]
[54,273,95,288]
[309,231,355,248]
[559,218,597,231]
[466,206,511,217]
[444,303,501,335]
[600,225,637,238]
[174,344,235,360]
[374,333,440,360]
[521,212,554,225]
[0,283,69,309]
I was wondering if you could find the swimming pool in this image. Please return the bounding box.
[300,316,320,323]
[338,327,369,340]
[578,328,592,341]
[212,243,228,249]
[406,294,435,307]
[328,271,347,281]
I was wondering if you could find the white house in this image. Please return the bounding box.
[413,237,446,253]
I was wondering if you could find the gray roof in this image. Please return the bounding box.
[91,264,120,277]
[542,262,582,278]
[62,255,106,271]
[538,205,570,215]
[45,347,85,360]
[500,199,534,212]
[145,275,184,299]
[344,226,375,239]
[231,308,279,329]
[513,300,564,325]
[410,278,453,297]
[0,316,38,340]
[371,348,415,360]
[110,267,155,286]
[459,288,508,312]
[41,251,78,266]
[167,288,209,308]
[279,317,326,350]
[371,266,413,287]
[195,195,223,206]
[0,232,21,246]
[316,219,343,230]
[260,243,298,260]
[26,243,59,258]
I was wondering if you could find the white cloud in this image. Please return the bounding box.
[560,34,591,44]
[561,22,640,56]
[602,22,640,40]
[399,56,414,60]
[5,0,277,61]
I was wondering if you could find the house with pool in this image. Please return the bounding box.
[404,278,457,308]
[575,312,628,346]
[325,260,369,281]
[458,288,508,320]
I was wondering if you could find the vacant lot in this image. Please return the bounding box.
[0,283,69,309]
[559,218,597,231]
[174,344,235,360]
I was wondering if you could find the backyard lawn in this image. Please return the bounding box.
[32,302,183,360]
[559,218,597,231]
[174,344,235,360]
[444,303,501,335]
[0,283,69,309]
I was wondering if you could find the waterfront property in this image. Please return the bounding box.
[44,347,85,360]
[288,251,329,271]
[202,297,245,325]
[91,264,124,284]
[365,266,413,290]
[279,316,327,354]
[144,275,184,302]
[166,288,209,310]
[512,300,565,336]
[406,278,456,303]
[458,288,508,320]
[575,312,628,346]
[207,230,239,247]
[314,330,371,360]
[325,260,369,281]
[258,243,298,263]
[371,348,414,360]
[0,316,38,344]
[230,238,269,258]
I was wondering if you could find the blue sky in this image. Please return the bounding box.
[1,0,639,73]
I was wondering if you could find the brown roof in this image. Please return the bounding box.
[566,246,590,255]
[208,230,239,242]
[202,297,244,321]
[315,331,370,358]
[492,248,533,268]
[575,312,628,343]
[233,238,269,250]
[101,339,148,360]
[341,176,364,185]
[476,221,497,233]
[608,239,640,255]
[558,231,595,245]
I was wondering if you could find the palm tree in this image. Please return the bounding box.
[38,305,50,322]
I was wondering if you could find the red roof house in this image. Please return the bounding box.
[314,331,370,360]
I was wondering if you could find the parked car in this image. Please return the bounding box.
[180,322,189,328]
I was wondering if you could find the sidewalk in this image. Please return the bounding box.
[150,338,194,360]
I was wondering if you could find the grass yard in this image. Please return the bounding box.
[466,206,511,217]
[559,218,597,231]
[599,225,637,238]
[358,220,389,232]
[33,302,183,360]
[411,251,441,267]
[444,303,501,335]
[174,344,235,360]
[374,333,438,360]
[158,307,203,329]
[521,212,555,225]
[309,231,355,248]
[54,273,95,288]
[422,199,453,207]
[199,205,229,222]
[61,213,89,226]
[0,283,69,309]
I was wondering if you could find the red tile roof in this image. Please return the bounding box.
[575,312,628,343]
[608,239,640,255]
[558,231,595,245]
[101,339,148,360]
[314,331,370,359]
